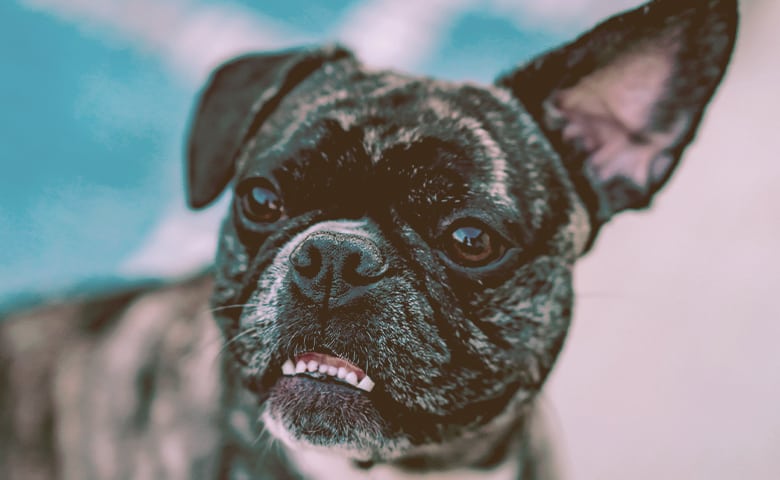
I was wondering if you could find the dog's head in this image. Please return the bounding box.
[185,0,736,463]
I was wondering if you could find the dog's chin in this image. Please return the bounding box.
[262,376,398,459]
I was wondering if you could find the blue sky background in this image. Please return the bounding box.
[1,1,180,298]
[0,0,644,305]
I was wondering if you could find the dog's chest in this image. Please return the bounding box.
[288,449,520,480]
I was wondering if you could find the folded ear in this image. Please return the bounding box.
[496,0,737,226]
[186,45,354,209]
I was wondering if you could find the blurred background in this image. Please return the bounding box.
[1,0,778,478]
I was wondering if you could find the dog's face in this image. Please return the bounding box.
[213,76,586,459]
[186,0,736,464]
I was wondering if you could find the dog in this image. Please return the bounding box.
[0,0,737,479]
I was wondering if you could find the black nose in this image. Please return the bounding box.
[289,231,388,305]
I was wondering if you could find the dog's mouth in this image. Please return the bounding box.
[264,349,391,457]
[280,352,376,393]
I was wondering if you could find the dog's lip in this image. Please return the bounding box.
[280,351,375,392]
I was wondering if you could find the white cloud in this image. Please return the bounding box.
[337,0,475,69]
[20,0,306,85]
[120,198,230,278]
[488,0,644,32]
[335,0,646,71]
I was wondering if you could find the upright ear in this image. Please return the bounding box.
[496,0,737,226]
[186,45,354,209]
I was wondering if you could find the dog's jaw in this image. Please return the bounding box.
[220,199,576,458]
[261,387,562,479]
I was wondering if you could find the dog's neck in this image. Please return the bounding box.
[272,398,558,480]
[287,448,521,480]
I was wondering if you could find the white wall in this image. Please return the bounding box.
[547,1,780,478]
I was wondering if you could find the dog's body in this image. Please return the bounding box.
[0,1,737,478]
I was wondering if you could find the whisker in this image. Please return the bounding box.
[184,331,226,361]
[210,327,260,368]
[204,303,256,315]
[252,424,273,450]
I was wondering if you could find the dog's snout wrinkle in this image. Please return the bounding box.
[290,231,388,305]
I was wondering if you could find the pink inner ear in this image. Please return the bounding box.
[545,36,689,191]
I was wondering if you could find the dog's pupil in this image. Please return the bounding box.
[245,186,282,222]
[451,226,492,262]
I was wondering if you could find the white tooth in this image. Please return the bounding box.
[307,360,319,372]
[318,364,329,374]
[345,372,358,386]
[357,376,375,392]
[327,366,338,376]
[337,367,347,379]
[295,361,307,373]
[282,360,295,375]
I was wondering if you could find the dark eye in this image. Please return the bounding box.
[240,185,283,223]
[444,223,506,267]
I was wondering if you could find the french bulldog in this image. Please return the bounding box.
[182,0,738,478]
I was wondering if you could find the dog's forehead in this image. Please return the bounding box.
[336,71,548,161]
[236,64,577,232]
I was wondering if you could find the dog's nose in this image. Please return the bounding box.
[289,232,388,305]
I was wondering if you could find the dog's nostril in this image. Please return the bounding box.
[290,242,322,278]
[345,250,387,284]
[289,231,388,303]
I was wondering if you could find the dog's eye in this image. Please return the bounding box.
[240,185,283,223]
[444,223,506,267]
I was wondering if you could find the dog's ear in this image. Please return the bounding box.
[496,0,737,226]
[186,45,354,209]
